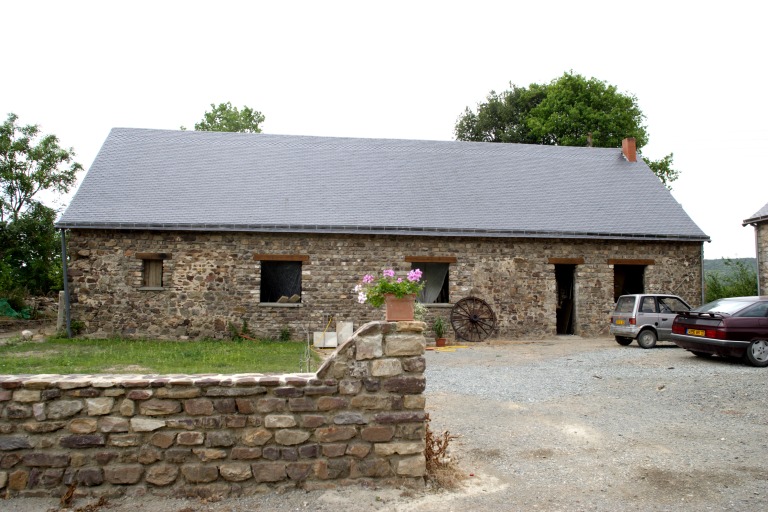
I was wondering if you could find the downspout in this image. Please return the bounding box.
[60,228,72,338]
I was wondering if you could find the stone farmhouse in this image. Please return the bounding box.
[743,202,768,295]
[56,129,709,340]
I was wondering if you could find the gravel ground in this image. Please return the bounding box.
[5,336,768,511]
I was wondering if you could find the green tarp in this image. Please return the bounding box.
[0,299,31,319]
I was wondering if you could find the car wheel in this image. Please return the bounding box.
[615,336,632,346]
[690,350,712,358]
[744,340,768,367]
[637,330,657,349]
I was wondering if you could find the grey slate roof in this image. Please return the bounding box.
[743,202,768,225]
[56,128,709,241]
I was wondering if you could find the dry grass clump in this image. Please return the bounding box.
[424,414,466,490]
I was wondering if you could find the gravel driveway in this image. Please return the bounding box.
[6,336,768,511]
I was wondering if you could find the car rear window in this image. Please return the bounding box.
[615,296,636,313]
[659,297,690,313]
[694,299,754,315]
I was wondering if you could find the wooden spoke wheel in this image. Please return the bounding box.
[450,297,496,342]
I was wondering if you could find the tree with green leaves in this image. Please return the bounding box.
[188,102,265,133]
[455,72,679,189]
[704,259,758,302]
[0,113,82,296]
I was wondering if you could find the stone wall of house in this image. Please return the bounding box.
[756,222,768,295]
[65,229,703,340]
[0,321,426,498]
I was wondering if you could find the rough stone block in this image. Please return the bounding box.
[264,415,296,428]
[99,416,129,433]
[384,333,425,356]
[288,397,316,412]
[230,447,262,460]
[235,398,256,414]
[351,457,393,478]
[374,442,424,456]
[145,464,178,486]
[192,448,227,462]
[123,417,164,434]
[86,397,114,416]
[402,356,426,373]
[373,411,427,424]
[154,387,200,399]
[404,395,426,409]
[5,403,32,419]
[126,389,153,400]
[371,358,403,377]
[315,458,350,479]
[138,446,163,465]
[68,418,98,434]
[346,443,371,458]
[300,415,325,428]
[315,425,357,443]
[333,412,367,425]
[251,461,286,483]
[213,398,236,413]
[12,389,41,403]
[382,376,426,394]
[286,461,313,481]
[355,333,383,360]
[149,432,176,449]
[396,455,426,477]
[76,467,104,487]
[60,434,105,449]
[274,430,310,446]
[22,421,65,434]
[184,398,214,416]
[22,453,70,467]
[46,400,83,420]
[350,395,394,410]
[177,432,205,446]
[338,379,362,395]
[321,443,346,458]
[8,469,28,490]
[119,399,136,416]
[108,434,142,447]
[181,464,219,483]
[242,428,272,446]
[104,464,143,484]
[361,425,395,442]
[0,436,32,451]
[219,463,252,482]
[256,398,285,413]
[139,399,181,416]
[206,431,234,448]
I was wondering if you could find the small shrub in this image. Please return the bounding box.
[424,414,465,489]
[279,326,291,342]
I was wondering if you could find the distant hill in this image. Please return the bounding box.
[704,258,757,274]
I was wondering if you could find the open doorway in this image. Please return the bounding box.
[613,265,645,300]
[555,264,575,335]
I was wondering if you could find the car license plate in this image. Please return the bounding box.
[687,329,705,337]
[615,319,625,325]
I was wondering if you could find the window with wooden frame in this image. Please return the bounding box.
[255,255,309,303]
[136,253,171,290]
[406,256,456,304]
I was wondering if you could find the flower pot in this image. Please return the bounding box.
[384,294,416,321]
[435,337,447,347]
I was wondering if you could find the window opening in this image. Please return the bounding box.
[260,261,302,303]
[412,262,449,304]
[143,260,163,288]
[614,265,645,301]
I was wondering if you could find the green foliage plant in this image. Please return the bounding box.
[433,316,446,339]
[354,268,425,308]
[455,72,679,189]
[705,258,758,302]
[189,102,265,133]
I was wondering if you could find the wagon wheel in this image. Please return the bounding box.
[450,296,496,342]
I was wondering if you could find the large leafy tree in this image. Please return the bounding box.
[190,102,265,133]
[0,113,82,295]
[455,72,679,189]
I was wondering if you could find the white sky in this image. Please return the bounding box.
[3,0,765,259]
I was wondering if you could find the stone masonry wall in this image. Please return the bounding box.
[65,230,703,340]
[0,321,427,498]
[757,222,768,295]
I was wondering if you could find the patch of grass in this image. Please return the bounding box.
[0,337,319,374]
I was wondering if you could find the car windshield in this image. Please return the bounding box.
[694,299,754,315]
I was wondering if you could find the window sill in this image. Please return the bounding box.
[422,303,453,308]
[138,287,165,291]
[259,303,302,308]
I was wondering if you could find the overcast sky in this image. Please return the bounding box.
[3,0,765,259]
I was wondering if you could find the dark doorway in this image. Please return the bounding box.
[614,265,645,301]
[555,264,575,335]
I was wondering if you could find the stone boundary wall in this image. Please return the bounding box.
[0,321,426,499]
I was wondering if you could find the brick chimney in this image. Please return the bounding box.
[622,137,637,162]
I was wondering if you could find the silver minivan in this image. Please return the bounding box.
[610,294,691,348]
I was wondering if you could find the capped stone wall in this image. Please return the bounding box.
[0,321,426,499]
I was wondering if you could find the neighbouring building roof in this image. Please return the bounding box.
[56,128,709,242]
[743,201,768,226]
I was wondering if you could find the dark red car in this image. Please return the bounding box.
[671,296,768,366]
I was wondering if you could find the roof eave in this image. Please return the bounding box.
[54,221,711,243]
[743,215,768,226]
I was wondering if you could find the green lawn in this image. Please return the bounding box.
[0,337,320,375]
